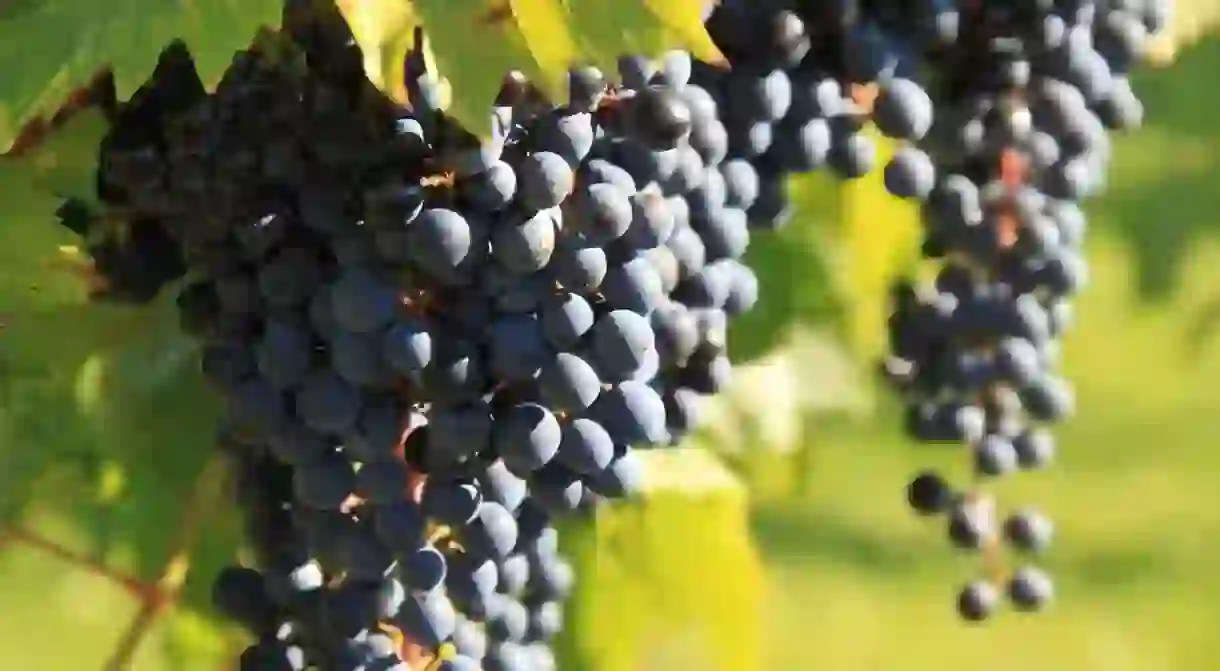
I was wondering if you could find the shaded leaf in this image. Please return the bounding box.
[0,0,282,151]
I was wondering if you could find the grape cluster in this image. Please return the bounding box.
[60,0,850,666]
[839,1,1166,621]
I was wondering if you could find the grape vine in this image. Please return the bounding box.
[1,0,1176,668]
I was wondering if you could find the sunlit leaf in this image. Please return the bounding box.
[635,0,726,66]
[336,0,421,101]
[510,0,583,102]
[835,130,922,360]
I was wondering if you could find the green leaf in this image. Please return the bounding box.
[728,172,843,364]
[410,0,541,133]
[0,110,109,315]
[510,0,583,102]
[565,0,687,75]
[834,130,923,360]
[555,449,764,671]
[633,0,725,66]
[0,0,282,152]
[336,0,421,103]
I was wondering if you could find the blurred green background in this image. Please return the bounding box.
[2,27,1219,671]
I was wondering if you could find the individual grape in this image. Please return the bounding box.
[572,182,632,245]
[624,190,677,249]
[268,421,332,466]
[259,247,321,308]
[395,592,458,649]
[331,331,389,387]
[956,581,999,622]
[465,502,520,560]
[579,158,636,194]
[693,205,750,261]
[422,477,482,527]
[723,260,759,315]
[408,209,475,282]
[518,152,574,212]
[720,159,759,210]
[373,500,427,555]
[587,451,644,498]
[654,50,693,90]
[425,402,494,467]
[488,314,550,382]
[590,380,667,446]
[293,456,357,510]
[1003,508,1054,553]
[726,69,791,122]
[947,501,992,551]
[330,268,398,334]
[906,471,952,515]
[873,77,934,141]
[295,371,364,435]
[828,131,876,178]
[202,341,256,391]
[772,117,831,173]
[567,65,606,111]
[973,434,1019,477]
[550,235,608,292]
[727,119,773,159]
[688,117,729,166]
[533,111,595,167]
[401,545,448,594]
[601,256,665,315]
[556,418,615,475]
[1007,566,1054,612]
[883,146,936,200]
[256,319,313,390]
[622,85,693,150]
[493,403,562,475]
[537,353,602,413]
[355,459,409,505]
[1013,428,1056,470]
[382,316,433,379]
[680,84,719,123]
[539,292,595,351]
[347,397,409,463]
[590,310,656,382]
[493,208,558,275]
[463,160,518,213]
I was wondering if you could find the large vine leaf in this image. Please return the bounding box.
[0,289,243,668]
[0,0,282,152]
[345,0,724,138]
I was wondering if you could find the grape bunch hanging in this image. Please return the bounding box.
[52,0,1171,667]
[837,1,1162,621]
[57,0,884,667]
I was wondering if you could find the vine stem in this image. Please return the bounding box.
[102,454,228,671]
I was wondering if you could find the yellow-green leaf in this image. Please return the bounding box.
[836,130,922,360]
[566,0,681,76]
[336,0,421,101]
[510,0,583,103]
[635,0,726,66]
[411,0,539,136]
